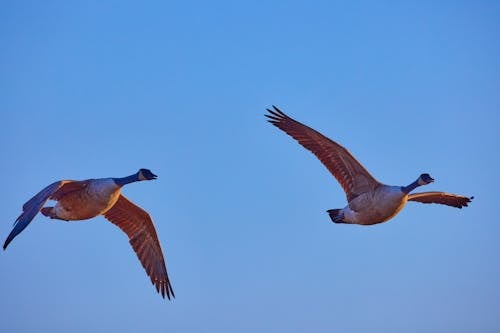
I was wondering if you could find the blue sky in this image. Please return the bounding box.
[1,1,499,332]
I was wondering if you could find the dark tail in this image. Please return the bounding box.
[327,209,346,223]
[40,207,54,218]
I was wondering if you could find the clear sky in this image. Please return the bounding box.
[1,1,499,332]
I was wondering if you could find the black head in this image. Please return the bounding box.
[138,168,158,180]
[418,173,434,185]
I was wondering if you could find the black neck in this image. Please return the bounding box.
[113,173,140,187]
[401,179,421,194]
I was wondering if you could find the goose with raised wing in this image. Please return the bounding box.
[266,106,472,225]
[3,169,174,300]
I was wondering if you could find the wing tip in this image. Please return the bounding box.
[265,105,288,123]
[157,280,175,301]
[152,276,175,301]
[461,195,474,208]
[3,232,15,250]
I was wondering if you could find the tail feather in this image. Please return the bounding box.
[327,209,346,223]
[40,207,54,218]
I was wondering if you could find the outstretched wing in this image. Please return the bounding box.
[266,106,381,201]
[408,192,473,208]
[104,195,174,300]
[3,180,83,250]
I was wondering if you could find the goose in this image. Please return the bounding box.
[266,106,473,225]
[3,168,174,300]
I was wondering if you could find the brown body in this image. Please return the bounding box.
[344,186,408,225]
[42,179,121,221]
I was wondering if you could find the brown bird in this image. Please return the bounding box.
[3,169,174,300]
[266,106,473,225]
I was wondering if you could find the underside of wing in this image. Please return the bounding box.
[266,106,381,201]
[104,195,174,300]
[4,180,77,249]
[408,191,473,208]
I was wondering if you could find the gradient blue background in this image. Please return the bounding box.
[1,1,499,332]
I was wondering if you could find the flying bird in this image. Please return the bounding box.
[3,169,174,300]
[266,106,473,225]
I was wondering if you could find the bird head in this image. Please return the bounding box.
[418,173,434,185]
[138,168,158,181]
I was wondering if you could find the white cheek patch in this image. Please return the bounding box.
[138,172,146,180]
[417,178,426,185]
